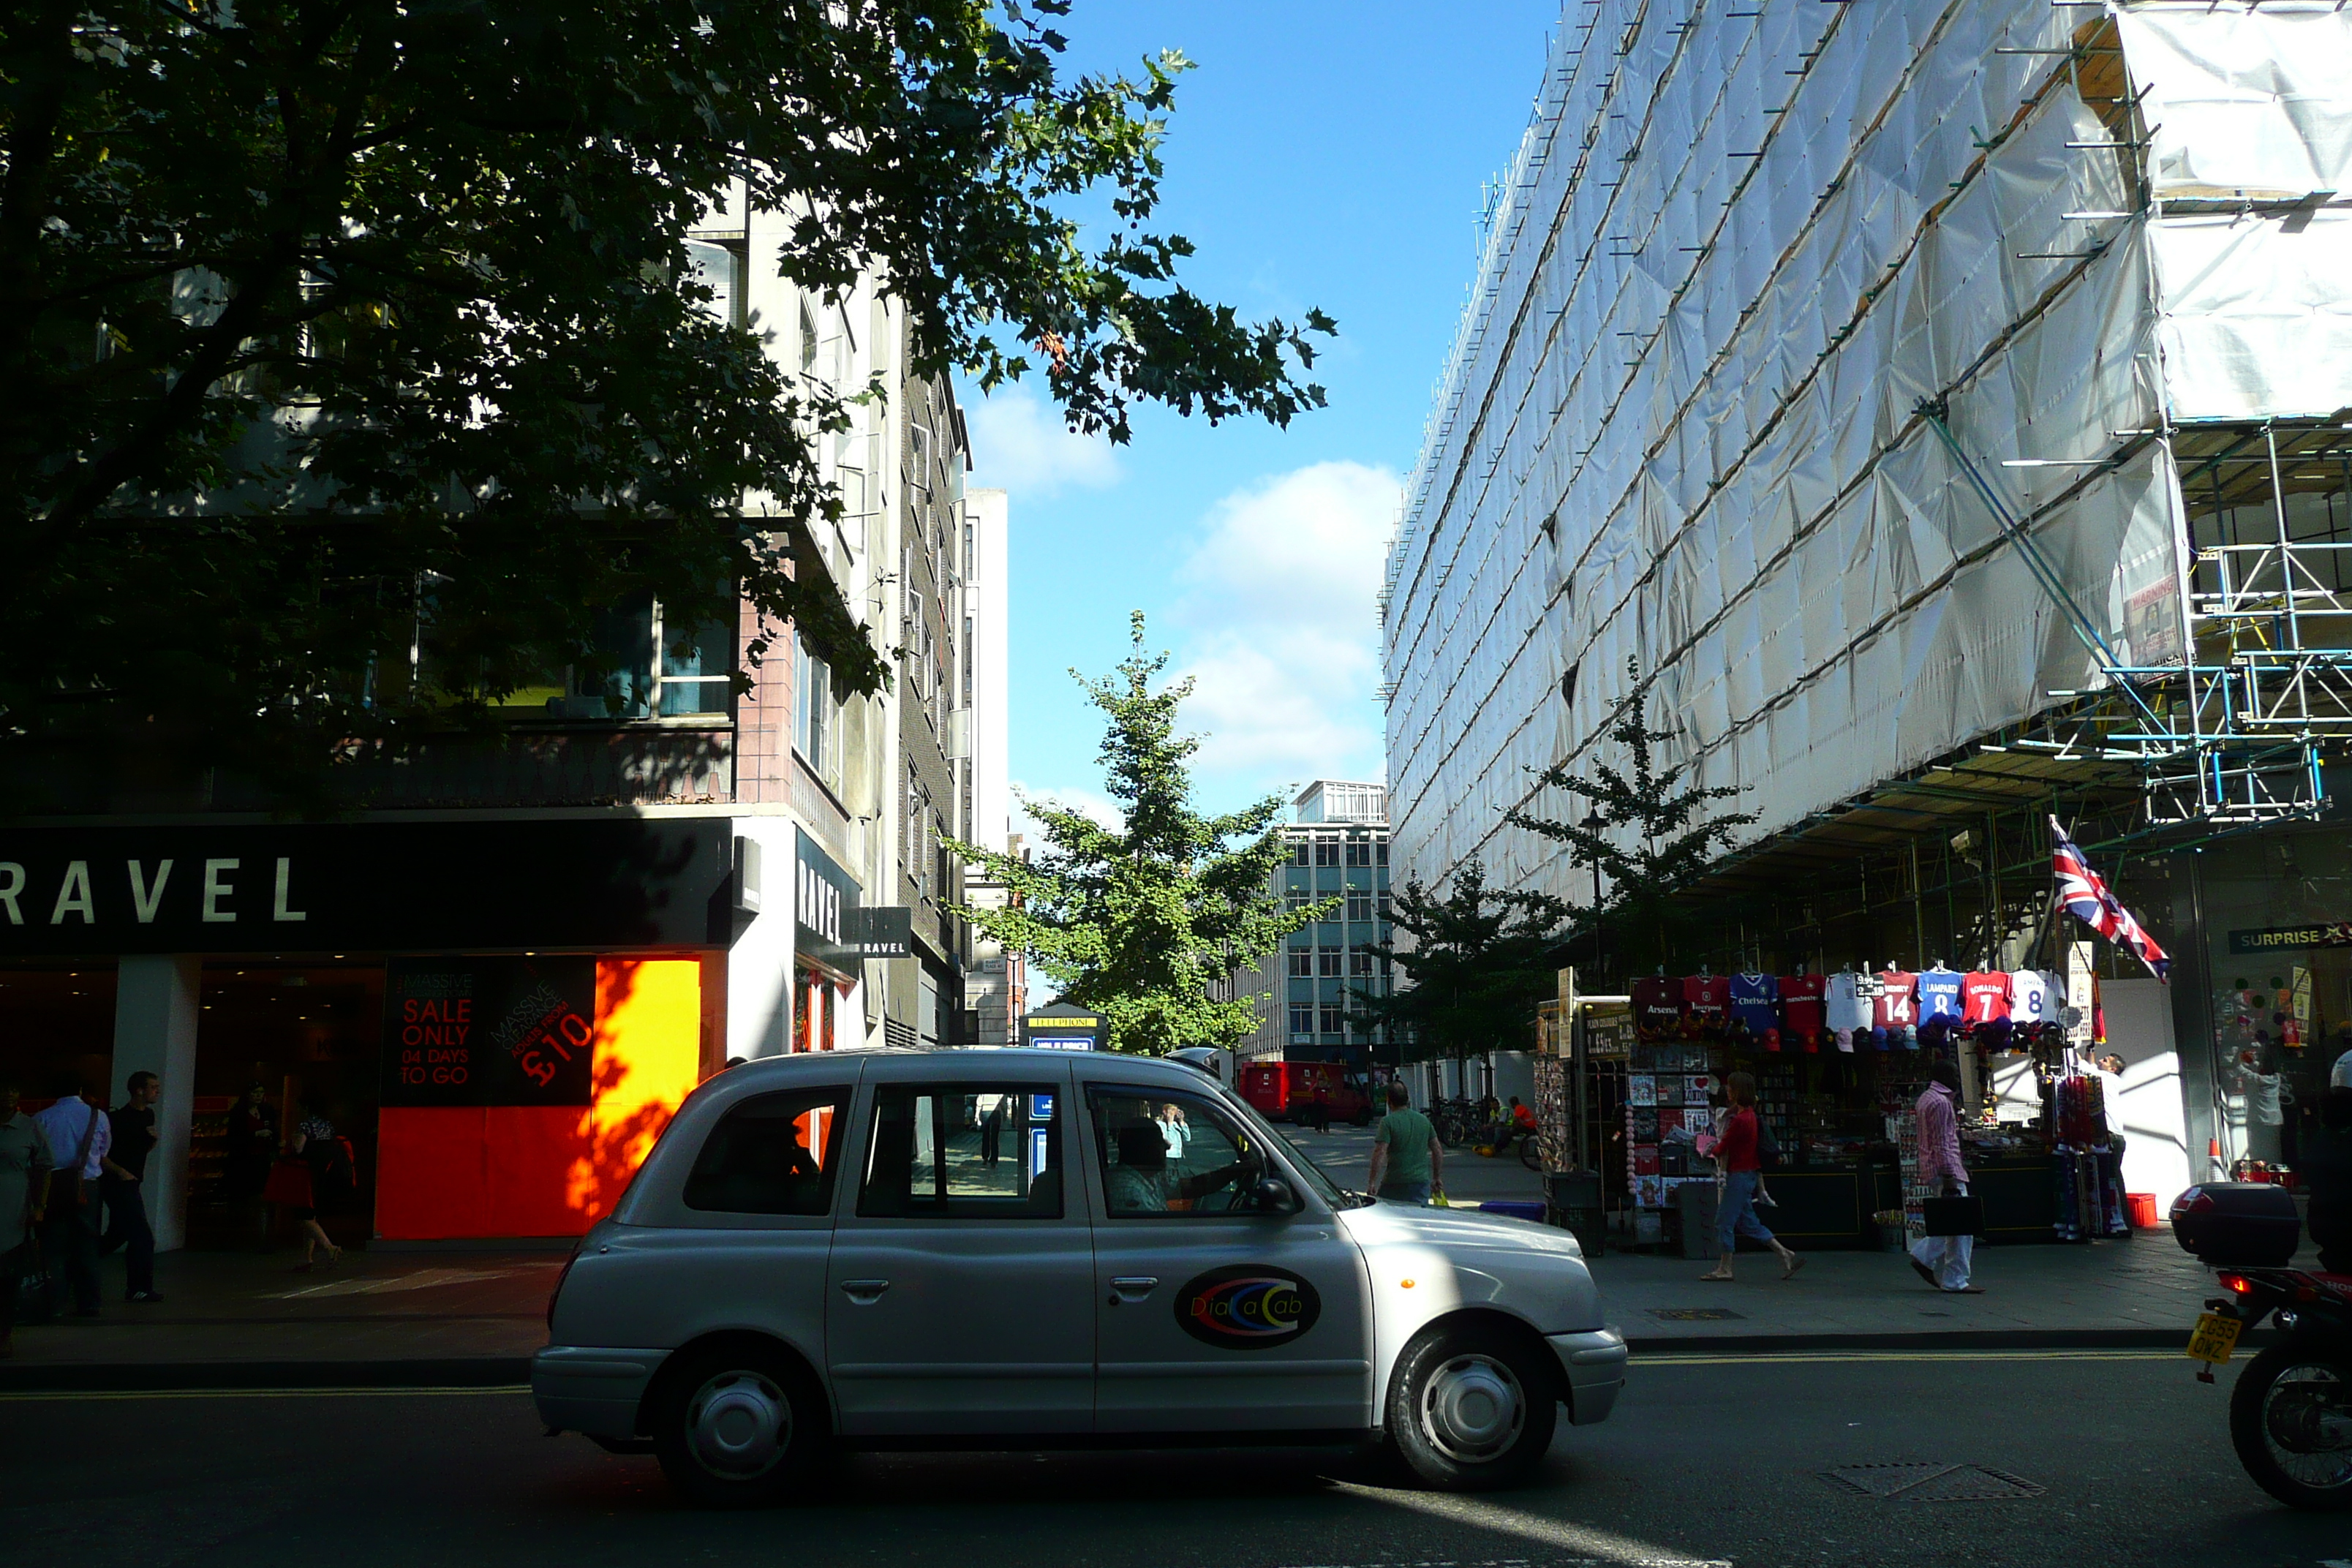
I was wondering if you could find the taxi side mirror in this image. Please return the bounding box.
[1250,1177,1300,1215]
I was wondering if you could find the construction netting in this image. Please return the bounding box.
[1384,0,2352,899]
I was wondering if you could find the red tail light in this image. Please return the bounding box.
[2217,1272,2254,1297]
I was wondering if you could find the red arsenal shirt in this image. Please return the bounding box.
[1629,975,1684,1038]
[1873,970,1918,1030]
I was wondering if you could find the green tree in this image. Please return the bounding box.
[1347,862,1572,1066]
[950,613,1322,1055]
[1506,658,1758,978]
[0,1,1333,805]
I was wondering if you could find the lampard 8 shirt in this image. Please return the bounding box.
[1874,970,1918,1030]
[1915,968,1965,1024]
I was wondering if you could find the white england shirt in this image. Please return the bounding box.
[1823,972,1872,1031]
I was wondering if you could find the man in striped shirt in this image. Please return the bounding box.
[1909,1061,1980,1293]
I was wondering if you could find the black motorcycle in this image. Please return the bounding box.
[2174,1183,2352,1511]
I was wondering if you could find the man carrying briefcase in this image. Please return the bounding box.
[1910,1060,1983,1294]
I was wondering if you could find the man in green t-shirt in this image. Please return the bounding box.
[1366,1082,1441,1205]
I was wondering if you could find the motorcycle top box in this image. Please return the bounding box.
[2171,1183,2302,1267]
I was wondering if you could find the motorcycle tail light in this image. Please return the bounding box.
[2217,1271,2254,1296]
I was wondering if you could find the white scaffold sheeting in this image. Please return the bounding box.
[2114,3,2352,201]
[1381,0,2244,903]
[2149,211,2352,422]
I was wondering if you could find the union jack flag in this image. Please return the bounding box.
[2050,816,2170,981]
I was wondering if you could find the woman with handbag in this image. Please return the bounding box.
[1700,1071,1803,1283]
[268,1115,347,1269]
[0,1076,55,1355]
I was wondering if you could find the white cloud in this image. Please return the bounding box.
[1009,780,1124,848]
[965,385,1122,499]
[1166,461,1398,786]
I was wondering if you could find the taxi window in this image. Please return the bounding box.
[683,1087,850,1215]
[858,1085,1064,1218]
[1088,1089,1266,1218]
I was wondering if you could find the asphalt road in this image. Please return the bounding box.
[5,1349,2344,1567]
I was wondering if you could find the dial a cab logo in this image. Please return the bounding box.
[1174,1264,1321,1350]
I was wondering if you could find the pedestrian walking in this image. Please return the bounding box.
[1700,1071,1803,1282]
[1910,1060,1982,1293]
[30,1071,108,1318]
[97,1071,162,1303]
[1367,1082,1442,1205]
[1308,1079,1332,1134]
[223,1083,276,1248]
[0,1075,55,1357]
[274,1115,348,1269]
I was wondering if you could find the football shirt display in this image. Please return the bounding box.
[1873,970,1918,1030]
[2010,968,2057,1024]
[1630,975,1684,1037]
[1823,972,1872,1032]
[1779,973,1828,1037]
[1961,970,2013,1025]
[1916,968,1964,1023]
[1729,973,1779,1033]
[1682,973,1730,1032]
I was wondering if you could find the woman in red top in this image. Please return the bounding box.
[1701,1071,1803,1283]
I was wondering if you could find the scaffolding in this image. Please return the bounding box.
[1384,1,2352,905]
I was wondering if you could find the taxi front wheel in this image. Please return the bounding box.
[651,1341,832,1507]
[1386,1322,1558,1490]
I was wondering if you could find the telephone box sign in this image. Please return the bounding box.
[380,956,597,1107]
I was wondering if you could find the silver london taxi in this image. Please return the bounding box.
[534,1049,1626,1504]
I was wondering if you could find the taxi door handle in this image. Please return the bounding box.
[1107,1275,1158,1305]
[840,1279,890,1305]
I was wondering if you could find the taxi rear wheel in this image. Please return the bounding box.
[650,1341,830,1507]
[1386,1321,1558,1490]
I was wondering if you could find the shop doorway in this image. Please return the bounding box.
[187,962,384,1251]
[0,962,118,1103]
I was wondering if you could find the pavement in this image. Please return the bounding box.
[6,1352,2346,1567]
[0,1123,2303,1389]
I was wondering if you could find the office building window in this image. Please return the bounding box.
[1316,949,1341,979]
[1318,1004,1343,1035]
[1351,950,1374,977]
[1287,949,1312,979]
[1290,841,1311,867]
[1345,838,1371,867]
[1289,1004,1314,1036]
[1346,886,1373,922]
[1376,839,1389,866]
[1284,888,1310,913]
[1313,838,1341,867]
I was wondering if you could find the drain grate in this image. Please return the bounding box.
[1646,1306,1745,1322]
[1822,1463,2044,1502]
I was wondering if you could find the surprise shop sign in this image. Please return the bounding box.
[0,820,734,954]
[381,957,598,1107]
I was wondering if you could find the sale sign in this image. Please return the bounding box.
[381,957,597,1107]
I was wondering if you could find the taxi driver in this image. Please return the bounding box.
[1109,1120,1250,1213]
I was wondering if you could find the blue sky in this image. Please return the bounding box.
[961,2,1556,837]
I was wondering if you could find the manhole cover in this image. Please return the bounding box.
[1646,1307,1745,1322]
[1823,1463,2044,1502]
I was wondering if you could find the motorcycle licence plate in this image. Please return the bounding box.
[2186,1311,2243,1365]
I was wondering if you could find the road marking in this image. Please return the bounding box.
[1635,1349,2176,1366]
[268,1266,520,1300]
[1330,1484,1731,1567]
[0,1384,529,1402]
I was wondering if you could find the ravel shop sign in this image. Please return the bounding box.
[2227,922,2352,956]
[381,957,598,1107]
[0,819,733,956]
[794,828,864,974]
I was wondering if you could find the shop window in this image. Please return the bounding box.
[682,1087,850,1215]
[857,1085,1062,1218]
[1088,1089,1264,1218]
[1317,949,1342,978]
